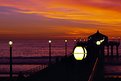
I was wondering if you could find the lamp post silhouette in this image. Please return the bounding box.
[65,40,67,57]
[9,40,13,81]
[48,40,51,65]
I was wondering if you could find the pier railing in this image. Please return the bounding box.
[22,64,48,77]
[21,56,65,77]
[88,58,99,81]
[14,38,120,80]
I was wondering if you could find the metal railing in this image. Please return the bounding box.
[22,64,48,77]
[88,58,99,81]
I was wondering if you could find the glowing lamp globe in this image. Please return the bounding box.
[9,40,13,46]
[96,39,104,45]
[49,40,51,43]
[73,46,87,60]
[96,41,101,45]
[65,40,67,42]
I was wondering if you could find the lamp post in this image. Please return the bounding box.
[48,40,51,65]
[65,40,67,57]
[9,40,13,81]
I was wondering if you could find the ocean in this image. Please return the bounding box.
[0,39,76,77]
[0,39,121,77]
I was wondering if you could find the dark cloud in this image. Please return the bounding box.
[0,6,22,13]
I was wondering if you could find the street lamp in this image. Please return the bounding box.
[9,41,13,46]
[73,46,87,60]
[74,40,76,42]
[9,40,13,81]
[49,40,51,43]
[65,40,67,57]
[48,40,51,65]
[96,41,101,45]
[96,39,104,46]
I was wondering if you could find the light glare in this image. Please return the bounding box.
[65,40,67,42]
[9,41,13,46]
[73,46,87,60]
[49,40,51,43]
[96,41,101,45]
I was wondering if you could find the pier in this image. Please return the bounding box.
[23,31,120,81]
[106,40,120,57]
[0,31,120,81]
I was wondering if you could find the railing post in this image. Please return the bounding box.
[111,45,113,57]
[107,46,109,56]
[116,45,119,57]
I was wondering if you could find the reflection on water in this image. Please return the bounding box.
[0,39,75,57]
[0,65,41,73]
[0,65,44,77]
[0,39,76,77]
[105,57,121,76]
[105,65,121,74]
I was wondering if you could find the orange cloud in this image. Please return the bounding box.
[0,0,121,39]
[1,0,121,24]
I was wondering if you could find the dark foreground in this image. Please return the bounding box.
[0,55,107,81]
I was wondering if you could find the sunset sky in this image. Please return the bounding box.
[0,0,121,39]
